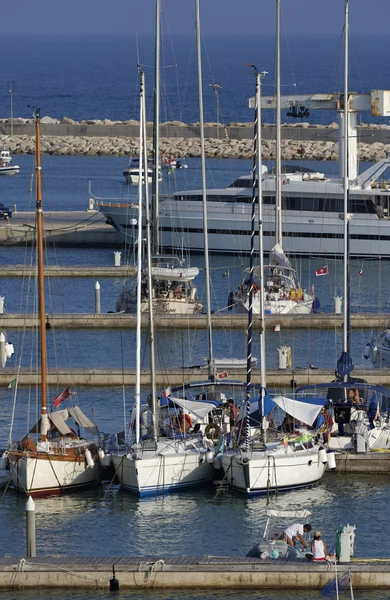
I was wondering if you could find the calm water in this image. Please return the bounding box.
[0,34,390,126]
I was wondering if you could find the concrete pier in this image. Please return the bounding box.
[0,312,388,330]
[0,367,388,387]
[0,211,120,247]
[0,555,388,589]
[0,265,136,277]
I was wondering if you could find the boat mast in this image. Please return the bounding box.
[245,69,261,452]
[135,73,145,445]
[195,0,214,380]
[142,70,158,445]
[35,109,49,442]
[275,0,282,248]
[152,0,161,255]
[343,0,351,371]
[257,73,267,442]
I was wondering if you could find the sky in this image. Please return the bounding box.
[2,0,390,37]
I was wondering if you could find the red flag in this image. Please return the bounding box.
[315,266,328,277]
[53,386,71,408]
[217,371,228,380]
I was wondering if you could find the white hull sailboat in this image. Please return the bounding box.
[221,60,327,496]
[6,111,101,497]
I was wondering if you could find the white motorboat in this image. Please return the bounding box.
[6,111,102,497]
[0,150,12,164]
[123,157,162,184]
[0,150,20,175]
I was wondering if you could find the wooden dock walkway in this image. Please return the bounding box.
[0,265,135,278]
[0,367,389,387]
[0,555,389,589]
[0,312,389,330]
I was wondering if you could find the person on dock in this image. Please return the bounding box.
[311,531,326,561]
[284,523,311,549]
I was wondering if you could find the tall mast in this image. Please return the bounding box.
[142,71,158,444]
[35,109,49,442]
[152,0,161,254]
[257,73,267,442]
[275,0,282,247]
[135,73,144,445]
[244,69,261,452]
[195,0,214,379]
[343,0,351,377]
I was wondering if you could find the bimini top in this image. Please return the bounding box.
[266,509,311,519]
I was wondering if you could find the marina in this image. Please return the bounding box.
[3,0,390,597]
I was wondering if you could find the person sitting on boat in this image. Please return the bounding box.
[347,388,356,403]
[284,523,311,549]
[178,410,193,433]
[311,531,326,561]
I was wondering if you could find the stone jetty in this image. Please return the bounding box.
[1,117,390,161]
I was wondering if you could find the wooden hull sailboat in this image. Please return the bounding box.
[6,110,102,497]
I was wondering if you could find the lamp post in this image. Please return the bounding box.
[6,81,15,137]
[209,83,222,139]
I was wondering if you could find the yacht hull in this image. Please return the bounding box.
[8,452,101,497]
[112,448,213,496]
[233,296,313,315]
[221,448,326,495]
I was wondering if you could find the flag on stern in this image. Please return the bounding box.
[53,386,72,408]
[359,268,363,276]
[217,371,228,380]
[223,271,230,278]
[163,386,172,398]
[8,378,17,389]
[315,266,328,277]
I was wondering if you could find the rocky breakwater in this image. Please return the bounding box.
[1,117,390,161]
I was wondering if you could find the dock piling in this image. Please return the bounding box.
[95,281,101,314]
[26,496,36,558]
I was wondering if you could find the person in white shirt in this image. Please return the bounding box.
[284,523,312,549]
[311,531,326,561]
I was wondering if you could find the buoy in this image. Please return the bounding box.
[206,450,214,464]
[327,452,336,470]
[110,568,119,592]
[98,448,105,465]
[104,454,112,468]
[0,451,8,470]
[319,448,327,464]
[85,449,94,468]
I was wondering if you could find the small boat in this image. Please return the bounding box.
[0,150,12,164]
[0,150,19,175]
[123,157,162,184]
[367,330,390,369]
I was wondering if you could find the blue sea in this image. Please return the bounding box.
[1,34,390,125]
[0,33,390,600]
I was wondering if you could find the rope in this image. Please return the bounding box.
[134,559,165,587]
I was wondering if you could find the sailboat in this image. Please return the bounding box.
[220,68,328,495]
[296,0,390,456]
[6,110,101,497]
[111,68,215,496]
[115,0,201,316]
[231,0,313,316]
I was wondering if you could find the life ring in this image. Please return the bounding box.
[205,423,220,441]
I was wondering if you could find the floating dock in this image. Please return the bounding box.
[0,366,388,387]
[0,312,389,330]
[0,265,135,278]
[0,211,121,247]
[0,555,389,589]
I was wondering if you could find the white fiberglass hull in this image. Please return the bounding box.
[112,445,213,496]
[8,453,101,497]
[97,201,390,257]
[221,447,326,495]
[234,296,313,315]
[0,165,19,175]
[118,297,202,315]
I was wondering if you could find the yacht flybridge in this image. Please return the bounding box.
[96,89,390,257]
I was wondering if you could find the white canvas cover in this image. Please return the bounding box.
[169,396,216,421]
[68,406,98,435]
[266,509,311,518]
[270,243,292,269]
[48,412,73,436]
[272,395,324,426]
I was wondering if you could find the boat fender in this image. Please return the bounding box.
[227,291,234,311]
[213,456,222,470]
[363,342,371,360]
[319,448,327,464]
[103,453,112,468]
[327,451,336,470]
[371,346,378,365]
[206,450,214,464]
[98,448,105,465]
[85,448,94,468]
[0,451,8,470]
